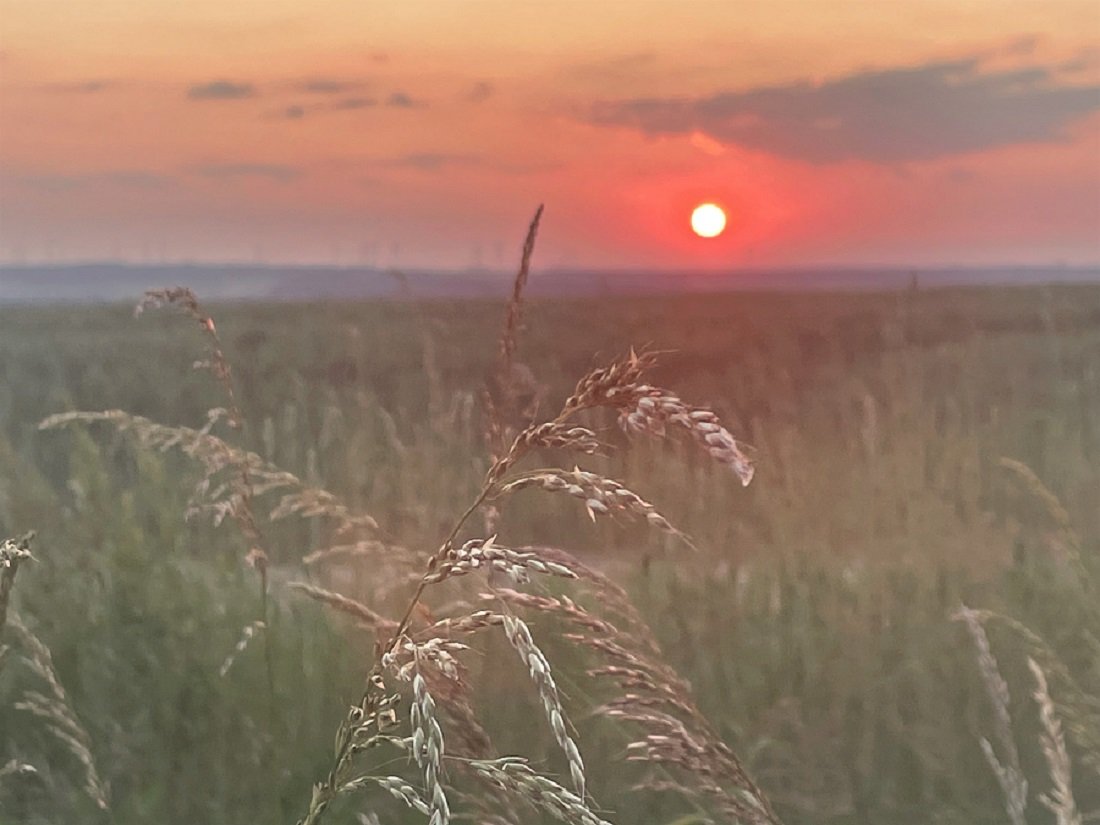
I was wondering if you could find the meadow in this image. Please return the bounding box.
[1,275,1098,824]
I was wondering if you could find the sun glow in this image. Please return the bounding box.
[691,203,727,238]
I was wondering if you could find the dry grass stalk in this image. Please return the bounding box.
[270,487,380,535]
[954,605,1028,825]
[288,582,397,634]
[561,349,662,415]
[384,637,470,682]
[619,388,755,486]
[518,546,664,657]
[537,587,777,825]
[418,661,494,761]
[485,205,545,461]
[137,288,272,575]
[415,610,507,640]
[559,349,755,485]
[498,467,690,545]
[410,670,450,825]
[218,620,267,678]
[502,615,587,799]
[1,532,34,636]
[1000,457,1095,612]
[0,760,38,782]
[497,206,543,385]
[279,212,766,824]
[340,775,431,816]
[303,539,419,568]
[39,412,381,548]
[9,615,110,811]
[485,590,618,637]
[954,607,1100,776]
[488,422,602,484]
[1029,657,1082,825]
[424,537,578,585]
[470,757,612,825]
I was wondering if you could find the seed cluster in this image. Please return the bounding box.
[472,758,612,825]
[411,672,450,825]
[500,468,680,535]
[620,387,755,486]
[490,422,601,483]
[502,616,586,800]
[424,537,577,584]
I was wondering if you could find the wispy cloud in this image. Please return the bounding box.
[332,96,377,110]
[371,153,558,175]
[295,78,365,94]
[590,57,1100,163]
[46,80,116,94]
[187,80,257,100]
[466,81,494,103]
[386,91,424,108]
[270,96,378,119]
[9,169,174,191]
[190,163,299,182]
[378,153,478,171]
[568,51,658,82]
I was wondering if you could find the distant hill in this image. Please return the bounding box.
[1,263,1097,304]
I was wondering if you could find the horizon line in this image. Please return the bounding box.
[3,260,1099,274]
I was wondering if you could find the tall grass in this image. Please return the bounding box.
[0,219,1098,823]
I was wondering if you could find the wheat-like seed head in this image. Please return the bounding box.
[424,537,578,585]
[954,605,1028,825]
[562,349,661,414]
[411,670,450,825]
[471,758,611,825]
[288,582,397,634]
[218,620,266,678]
[339,775,432,816]
[498,467,690,544]
[489,422,602,483]
[484,590,618,637]
[0,533,34,636]
[1029,657,1082,825]
[9,616,110,811]
[619,388,755,486]
[502,615,587,800]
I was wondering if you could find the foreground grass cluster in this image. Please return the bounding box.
[0,256,1098,823]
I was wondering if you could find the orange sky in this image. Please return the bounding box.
[1,1,1098,269]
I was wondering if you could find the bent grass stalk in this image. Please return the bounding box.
[30,208,770,824]
[297,210,771,825]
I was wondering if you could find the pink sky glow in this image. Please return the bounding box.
[1,1,1098,269]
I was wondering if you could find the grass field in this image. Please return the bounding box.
[1,281,1098,824]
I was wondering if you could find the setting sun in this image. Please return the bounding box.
[691,203,727,238]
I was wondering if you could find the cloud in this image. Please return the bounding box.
[270,97,378,119]
[379,153,477,171]
[568,51,658,82]
[372,153,558,175]
[332,96,377,110]
[590,57,1100,163]
[296,78,364,94]
[191,163,299,182]
[46,80,116,94]
[10,170,174,191]
[1004,35,1041,58]
[100,170,174,188]
[386,91,424,108]
[467,81,494,103]
[187,80,257,100]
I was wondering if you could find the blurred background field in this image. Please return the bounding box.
[1,282,1098,824]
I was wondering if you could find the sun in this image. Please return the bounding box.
[690,203,727,238]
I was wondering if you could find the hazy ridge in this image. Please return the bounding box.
[2,262,1098,303]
